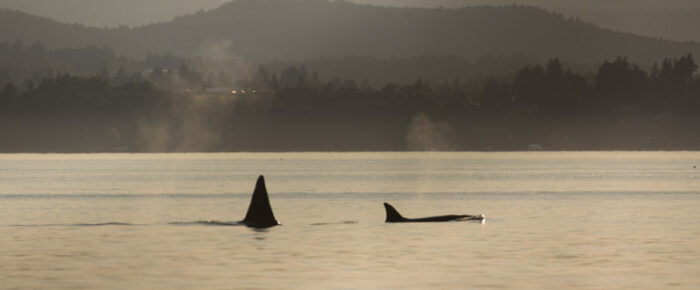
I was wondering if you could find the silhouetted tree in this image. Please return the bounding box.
[654,54,697,104]
[595,57,647,111]
[113,66,129,86]
[480,79,511,110]
[513,65,547,107]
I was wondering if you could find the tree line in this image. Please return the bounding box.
[0,52,698,152]
[256,54,698,116]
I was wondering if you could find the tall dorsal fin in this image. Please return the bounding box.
[242,175,279,228]
[383,202,406,222]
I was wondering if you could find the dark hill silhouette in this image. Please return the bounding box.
[2,0,699,64]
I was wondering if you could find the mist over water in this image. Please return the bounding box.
[136,95,234,152]
[1,152,699,288]
[405,113,456,151]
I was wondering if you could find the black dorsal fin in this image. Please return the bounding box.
[242,175,279,228]
[383,202,406,222]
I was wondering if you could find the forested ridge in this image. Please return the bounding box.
[1,0,699,63]
[1,40,698,152]
[2,0,699,152]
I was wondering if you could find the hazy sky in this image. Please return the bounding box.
[1,0,699,41]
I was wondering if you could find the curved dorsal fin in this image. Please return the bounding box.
[242,175,279,228]
[383,202,406,222]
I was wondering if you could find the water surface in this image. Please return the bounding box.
[1,152,699,288]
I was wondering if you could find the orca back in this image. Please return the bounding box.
[242,176,279,228]
[383,202,484,223]
[383,202,406,222]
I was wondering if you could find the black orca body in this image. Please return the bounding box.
[383,202,484,223]
[241,176,279,228]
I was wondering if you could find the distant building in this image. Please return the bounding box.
[205,87,235,94]
[527,144,543,151]
[204,87,257,95]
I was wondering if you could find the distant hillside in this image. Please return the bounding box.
[0,0,227,28]
[1,0,699,64]
[355,0,700,42]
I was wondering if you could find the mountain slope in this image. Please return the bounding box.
[353,0,700,42]
[1,0,699,63]
[0,0,227,28]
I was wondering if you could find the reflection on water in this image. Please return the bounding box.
[0,152,699,288]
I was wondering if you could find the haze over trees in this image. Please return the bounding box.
[0,0,699,152]
[1,41,698,151]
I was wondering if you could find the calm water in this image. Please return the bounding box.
[1,152,699,289]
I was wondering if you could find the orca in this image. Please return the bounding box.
[241,175,279,228]
[383,202,484,223]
